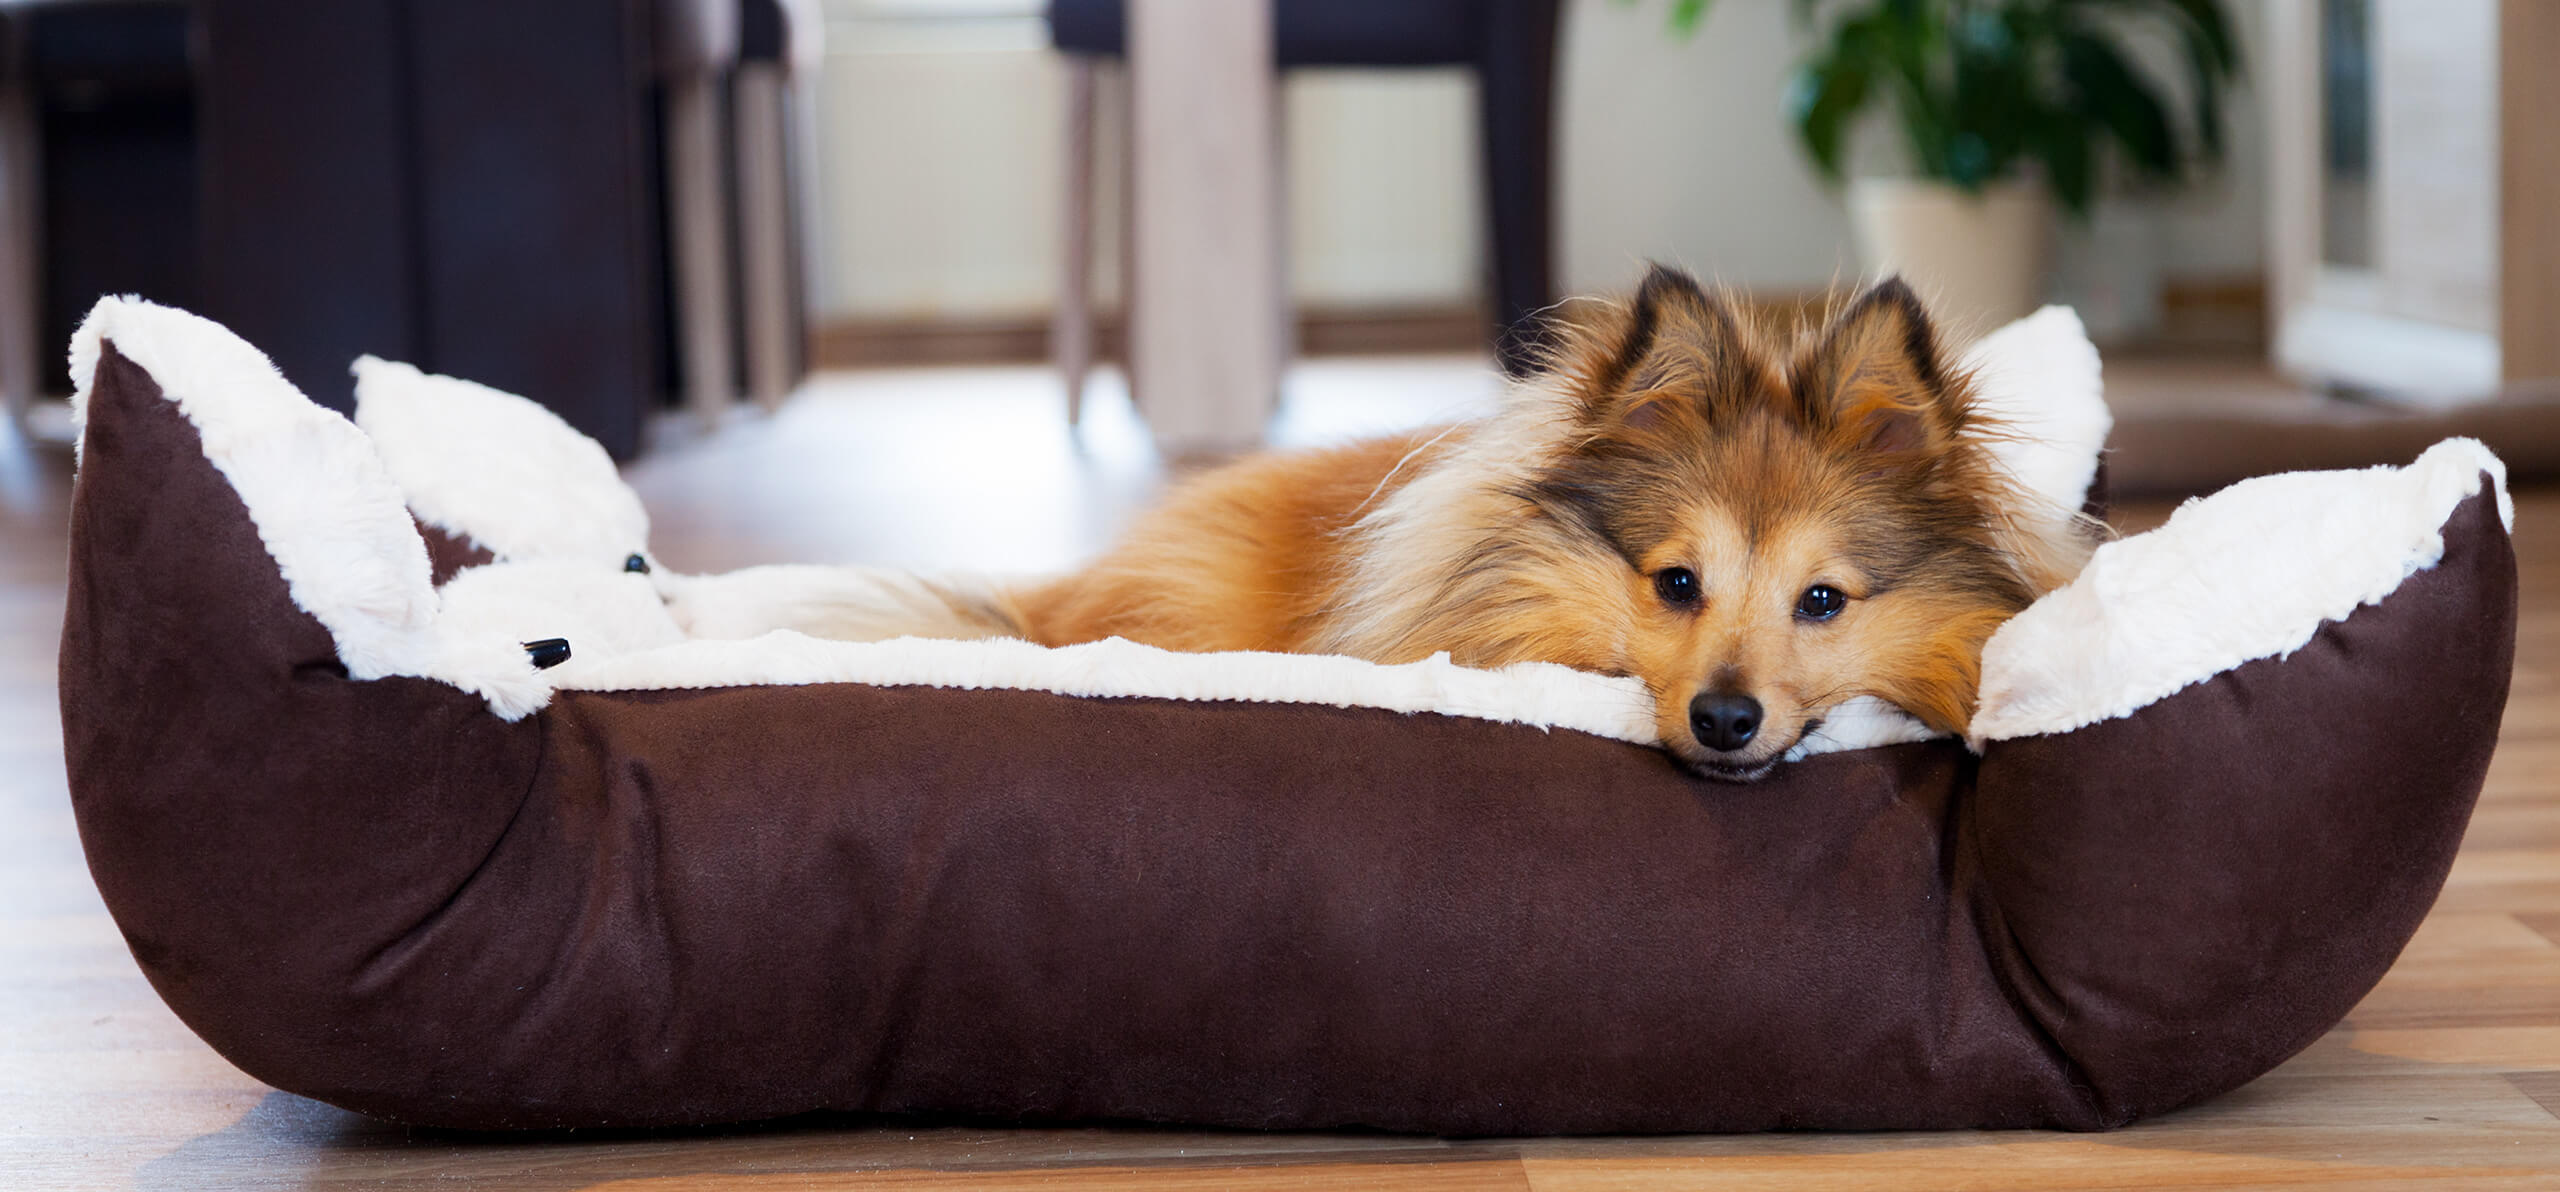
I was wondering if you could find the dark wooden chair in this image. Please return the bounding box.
[1045,0,1563,422]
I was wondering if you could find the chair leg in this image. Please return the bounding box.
[666,70,737,420]
[1126,0,1281,457]
[1056,56,1098,426]
[734,61,796,412]
[1270,90,1293,394]
[1478,0,1562,376]
[0,54,39,436]
[1116,61,1137,405]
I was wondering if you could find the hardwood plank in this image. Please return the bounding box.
[66,1094,1503,1192]
[2347,983,2560,1030]
[2461,806,2560,849]
[1515,1157,2560,1191]
[2510,1072,2560,1123]
[2517,914,2560,949]
[2344,1027,2560,1070]
[2398,912,2556,954]
[583,1159,1531,1191]
[1516,1143,2543,1190]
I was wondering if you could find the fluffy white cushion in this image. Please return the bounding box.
[1970,437,2511,746]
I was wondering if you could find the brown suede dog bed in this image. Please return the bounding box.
[61,298,2516,1134]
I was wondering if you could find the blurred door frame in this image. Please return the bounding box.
[2267,0,2560,406]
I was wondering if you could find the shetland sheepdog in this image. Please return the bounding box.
[724,267,2097,780]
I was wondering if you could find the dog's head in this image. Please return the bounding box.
[1528,267,2042,781]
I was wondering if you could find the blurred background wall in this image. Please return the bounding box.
[809,0,2266,333]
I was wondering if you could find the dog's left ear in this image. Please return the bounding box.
[1794,278,1960,456]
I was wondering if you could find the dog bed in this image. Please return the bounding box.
[61,296,2514,1134]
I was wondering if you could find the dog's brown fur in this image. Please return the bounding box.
[868,268,2093,779]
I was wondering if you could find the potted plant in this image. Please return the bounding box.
[1802,0,2241,327]
[1655,0,2242,330]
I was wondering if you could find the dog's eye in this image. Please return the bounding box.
[1653,567,1700,608]
[1796,584,1846,621]
[624,553,651,575]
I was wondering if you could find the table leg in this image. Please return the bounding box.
[1126,0,1281,458]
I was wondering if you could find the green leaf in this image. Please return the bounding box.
[1891,76,1953,181]
[2069,0,2243,77]
[1947,8,2036,178]
[1670,0,1715,35]
[1879,17,1955,181]
[2181,25,2227,161]
[2153,0,2240,74]
[1789,50,1872,182]
[2060,29,2179,179]
[2033,107,2096,216]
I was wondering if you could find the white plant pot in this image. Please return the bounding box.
[1846,178,2052,336]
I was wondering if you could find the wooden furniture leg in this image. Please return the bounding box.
[1126,0,1280,458]
[1056,55,1098,426]
[0,41,40,438]
[735,59,796,412]
[666,70,737,421]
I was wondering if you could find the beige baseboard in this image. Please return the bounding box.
[813,304,1491,370]
[811,280,2267,371]
[2156,277,2268,350]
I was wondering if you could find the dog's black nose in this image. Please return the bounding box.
[1690,691,1761,752]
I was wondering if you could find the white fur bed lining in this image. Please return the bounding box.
[68,298,556,718]
[1968,436,2511,746]
[541,631,1940,758]
[352,356,654,572]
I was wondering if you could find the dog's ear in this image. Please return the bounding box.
[1569,264,1747,429]
[1795,277,1959,456]
[1600,265,1734,390]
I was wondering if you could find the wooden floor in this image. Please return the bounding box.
[5,358,2559,1189]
